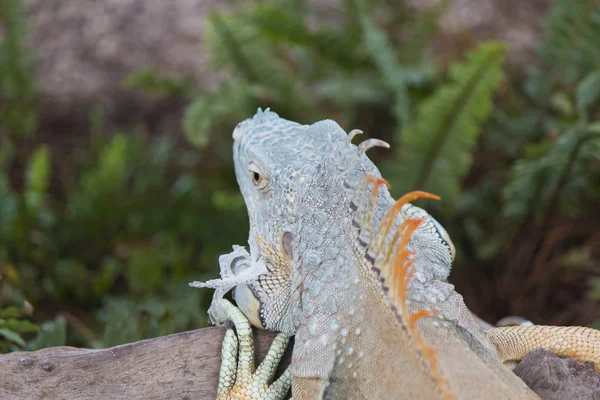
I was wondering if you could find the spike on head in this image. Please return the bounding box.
[347,129,363,146]
[358,139,391,155]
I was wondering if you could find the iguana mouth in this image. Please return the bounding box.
[232,284,264,329]
[230,250,266,329]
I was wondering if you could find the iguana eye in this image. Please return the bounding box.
[249,165,267,189]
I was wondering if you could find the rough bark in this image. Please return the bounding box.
[0,327,292,400]
[1,328,599,399]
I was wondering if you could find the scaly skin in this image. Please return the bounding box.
[487,325,600,372]
[216,299,291,400]
[197,109,600,399]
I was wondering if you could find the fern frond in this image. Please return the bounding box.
[183,81,262,149]
[385,42,505,202]
[206,12,270,82]
[315,73,388,106]
[250,5,367,69]
[0,0,38,138]
[396,0,448,64]
[540,0,600,83]
[205,11,321,122]
[503,125,600,221]
[123,68,195,98]
[354,0,411,127]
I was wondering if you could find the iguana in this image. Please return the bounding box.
[191,109,600,399]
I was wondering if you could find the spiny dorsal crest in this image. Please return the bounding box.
[331,127,454,291]
[363,176,455,400]
[339,130,456,399]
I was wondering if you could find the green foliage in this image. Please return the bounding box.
[499,0,600,226]
[354,0,411,126]
[503,125,600,222]
[539,0,600,84]
[184,81,263,148]
[184,0,438,146]
[30,316,66,350]
[0,305,38,352]
[0,128,248,350]
[576,70,600,120]
[2,0,600,353]
[99,284,205,348]
[24,146,51,211]
[385,43,505,202]
[0,0,38,139]
[123,68,196,98]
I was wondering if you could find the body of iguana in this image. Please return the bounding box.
[192,109,600,399]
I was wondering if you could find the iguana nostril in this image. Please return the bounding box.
[282,231,294,261]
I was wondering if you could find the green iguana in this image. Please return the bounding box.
[191,109,600,399]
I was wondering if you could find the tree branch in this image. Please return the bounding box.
[0,327,292,400]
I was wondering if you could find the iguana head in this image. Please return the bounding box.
[228,108,455,336]
[230,108,359,334]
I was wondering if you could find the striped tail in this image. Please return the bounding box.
[486,325,600,371]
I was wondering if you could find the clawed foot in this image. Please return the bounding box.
[217,299,292,400]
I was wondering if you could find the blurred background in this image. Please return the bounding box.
[0,0,599,352]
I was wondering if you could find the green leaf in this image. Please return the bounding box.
[24,145,51,210]
[576,70,600,115]
[183,82,261,149]
[250,5,364,68]
[355,0,410,127]
[550,91,575,118]
[315,74,388,106]
[503,126,600,221]
[123,68,195,98]
[126,247,166,293]
[386,42,506,201]
[0,306,22,318]
[539,0,600,84]
[100,298,140,347]
[93,257,120,296]
[4,318,39,332]
[0,0,39,138]
[0,328,26,347]
[30,316,67,350]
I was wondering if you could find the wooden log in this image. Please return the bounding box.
[0,327,292,400]
[3,326,599,400]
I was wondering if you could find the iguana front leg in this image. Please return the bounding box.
[216,299,292,400]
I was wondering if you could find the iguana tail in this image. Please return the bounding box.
[486,325,600,371]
